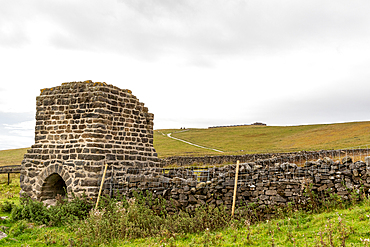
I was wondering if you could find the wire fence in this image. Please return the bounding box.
[100,146,370,196]
[161,145,370,167]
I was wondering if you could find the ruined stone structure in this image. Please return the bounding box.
[20,81,159,200]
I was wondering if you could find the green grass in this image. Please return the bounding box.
[155,121,370,157]
[0,174,20,203]
[154,129,219,157]
[158,203,370,246]
[123,204,370,246]
[0,148,29,167]
[2,194,370,246]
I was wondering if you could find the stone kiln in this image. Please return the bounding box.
[20,81,159,201]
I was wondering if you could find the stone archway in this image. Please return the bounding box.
[35,163,72,201]
[40,173,67,201]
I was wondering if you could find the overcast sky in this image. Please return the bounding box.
[1,0,370,150]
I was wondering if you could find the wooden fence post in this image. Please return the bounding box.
[95,163,108,209]
[231,160,240,217]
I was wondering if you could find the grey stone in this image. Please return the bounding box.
[365,156,370,166]
[265,190,277,196]
[285,191,293,196]
[271,195,286,202]
[353,169,359,177]
[188,195,197,204]
[81,178,98,187]
[318,185,327,191]
[342,156,352,164]
[43,199,57,207]
[260,195,269,200]
[179,194,187,201]
[342,170,352,176]
[196,182,206,189]
[323,157,334,165]
[345,182,354,190]
[0,231,7,240]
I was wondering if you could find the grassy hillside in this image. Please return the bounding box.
[0,148,29,167]
[154,121,370,157]
[2,121,370,161]
[153,129,218,157]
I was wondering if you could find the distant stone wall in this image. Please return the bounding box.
[208,122,266,129]
[160,149,370,166]
[21,81,159,200]
[107,156,370,211]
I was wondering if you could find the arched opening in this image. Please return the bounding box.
[40,173,67,201]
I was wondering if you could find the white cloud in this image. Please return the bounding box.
[1,0,370,149]
[0,135,33,150]
[3,120,35,137]
[2,0,369,62]
[0,113,35,150]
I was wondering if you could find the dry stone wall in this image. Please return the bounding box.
[108,156,370,212]
[161,149,370,166]
[21,81,159,200]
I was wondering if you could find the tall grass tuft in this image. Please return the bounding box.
[73,192,233,246]
[10,193,93,226]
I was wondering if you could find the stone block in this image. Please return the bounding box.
[265,190,277,196]
[188,195,197,204]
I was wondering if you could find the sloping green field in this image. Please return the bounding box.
[0,148,29,167]
[154,121,370,157]
[1,121,370,163]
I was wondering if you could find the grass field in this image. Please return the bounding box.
[154,121,370,157]
[0,148,29,167]
[2,121,370,163]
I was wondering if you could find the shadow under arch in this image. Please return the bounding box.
[40,173,67,201]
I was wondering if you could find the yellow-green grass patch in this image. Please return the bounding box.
[0,148,29,167]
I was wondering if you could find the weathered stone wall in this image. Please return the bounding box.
[161,149,370,166]
[21,81,159,200]
[109,156,370,211]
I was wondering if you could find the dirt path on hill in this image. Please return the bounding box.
[162,130,224,153]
